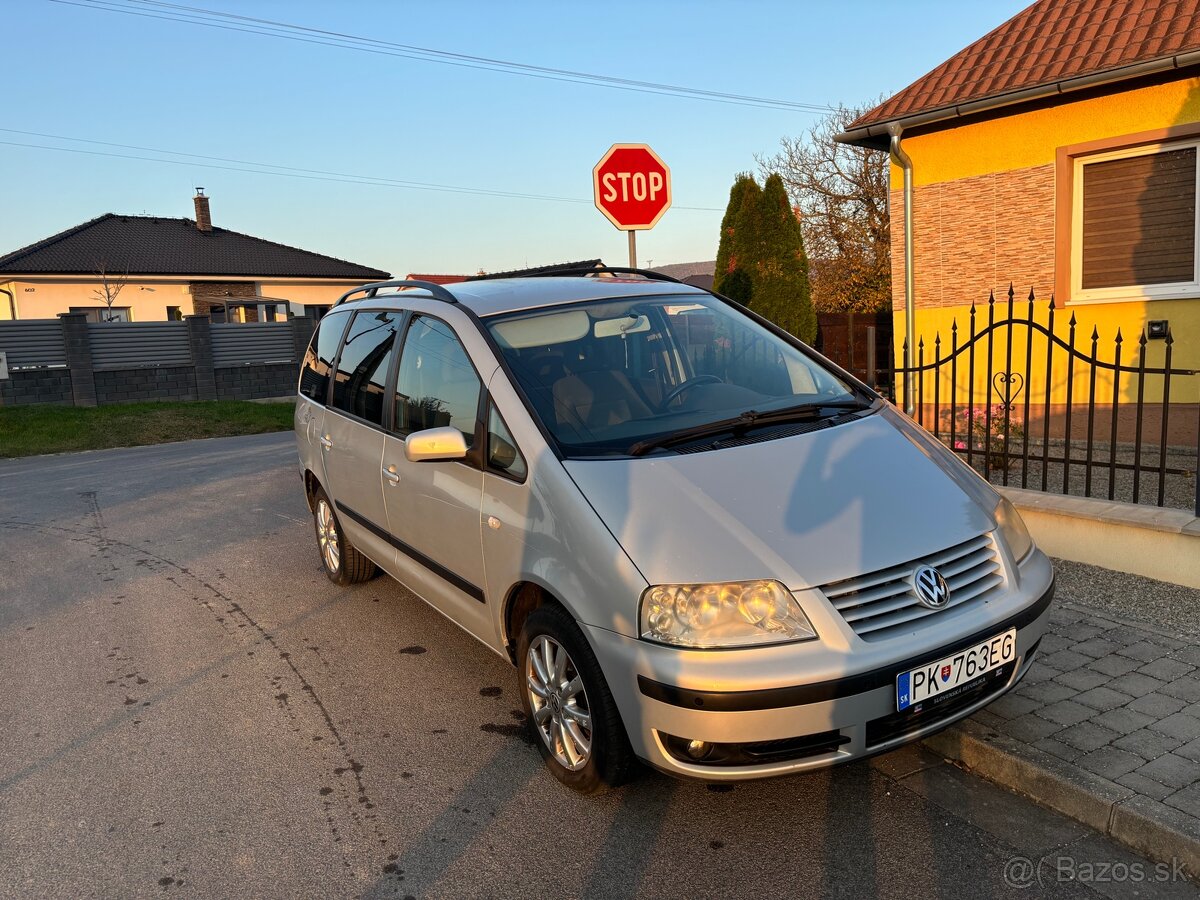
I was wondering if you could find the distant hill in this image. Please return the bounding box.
[649,260,715,280]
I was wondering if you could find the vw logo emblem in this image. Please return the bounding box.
[912,565,950,610]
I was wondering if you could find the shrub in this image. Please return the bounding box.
[943,404,1025,471]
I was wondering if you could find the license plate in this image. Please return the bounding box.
[896,629,1016,712]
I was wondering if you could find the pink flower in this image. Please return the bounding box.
[954,441,966,450]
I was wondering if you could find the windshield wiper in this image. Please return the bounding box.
[627,398,873,457]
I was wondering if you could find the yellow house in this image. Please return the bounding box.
[837,0,1200,422]
[0,192,389,322]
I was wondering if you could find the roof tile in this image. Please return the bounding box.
[405,273,469,285]
[0,214,389,279]
[851,0,1200,131]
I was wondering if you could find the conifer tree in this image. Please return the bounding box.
[712,174,760,306]
[713,173,815,342]
[752,173,816,342]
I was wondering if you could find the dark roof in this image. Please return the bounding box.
[848,0,1200,136]
[468,259,603,280]
[0,213,390,279]
[406,273,470,285]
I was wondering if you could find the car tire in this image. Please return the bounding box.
[517,603,636,793]
[312,486,376,585]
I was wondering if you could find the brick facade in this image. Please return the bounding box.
[188,281,258,319]
[891,163,1056,311]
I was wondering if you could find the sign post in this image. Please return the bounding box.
[592,144,671,269]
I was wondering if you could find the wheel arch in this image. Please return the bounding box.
[303,469,322,513]
[501,579,579,664]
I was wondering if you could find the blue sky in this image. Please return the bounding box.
[5,0,1028,276]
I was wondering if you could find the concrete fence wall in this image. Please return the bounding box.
[0,313,315,407]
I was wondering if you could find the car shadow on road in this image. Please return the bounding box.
[357,740,545,899]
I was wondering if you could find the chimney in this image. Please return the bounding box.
[194,188,212,232]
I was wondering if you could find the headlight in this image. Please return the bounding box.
[639,580,817,649]
[995,497,1033,563]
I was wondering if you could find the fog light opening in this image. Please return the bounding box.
[685,739,712,760]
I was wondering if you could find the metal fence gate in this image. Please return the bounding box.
[892,288,1199,515]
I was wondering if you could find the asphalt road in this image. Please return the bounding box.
[0,432,1195,900]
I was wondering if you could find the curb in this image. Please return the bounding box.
[924,718,1200,878]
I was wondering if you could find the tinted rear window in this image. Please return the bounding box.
[331,311,404,426]
[298,310,351,403]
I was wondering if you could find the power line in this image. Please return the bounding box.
[0,129,586,202]
[0,130,724,211]
[50,0,836,113]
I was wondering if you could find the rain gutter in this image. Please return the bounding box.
[835,50,1200,147]
[888,124,915,416]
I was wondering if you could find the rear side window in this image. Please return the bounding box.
[393,316,481,446]
[299,309,351,403]
[331,311,404,426]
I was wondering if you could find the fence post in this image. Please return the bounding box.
[186,315,217,401]
[291,316,316,366]
[57,312,96,407]
[865,325,876,391]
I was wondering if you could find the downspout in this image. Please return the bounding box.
[887,123,916,416]
[0,286,15,320]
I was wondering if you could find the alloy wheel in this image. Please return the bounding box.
[526,635,592,771]
[315,498,340,573]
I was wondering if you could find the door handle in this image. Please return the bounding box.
[382,466,400,485]
[319,435,333,450]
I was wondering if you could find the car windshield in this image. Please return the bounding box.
[485,292,862,457]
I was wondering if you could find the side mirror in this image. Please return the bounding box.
[404,426,468,462]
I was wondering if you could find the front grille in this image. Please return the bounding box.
[820,534,1003,641]
[865,661,1014,748]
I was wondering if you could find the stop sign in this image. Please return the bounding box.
[592,144,672,231]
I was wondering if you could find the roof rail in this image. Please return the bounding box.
[333,279,458,307]
[472,265,685,285]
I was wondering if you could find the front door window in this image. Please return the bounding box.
[393,315,482,444]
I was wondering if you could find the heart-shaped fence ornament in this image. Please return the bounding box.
[992,371,1024,410]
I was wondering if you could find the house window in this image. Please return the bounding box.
[166,306,183,321]
[1072,142,1200,301]
[70,306,131,323]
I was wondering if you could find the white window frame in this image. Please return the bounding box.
[1070,139,1200,304]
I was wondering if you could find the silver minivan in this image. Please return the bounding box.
[294,270,1054,792]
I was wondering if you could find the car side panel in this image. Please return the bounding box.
[294,396,325,499]
[380,430,492,644]
[320,409,393,566]
[480,368,649,645]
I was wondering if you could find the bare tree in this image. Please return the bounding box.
[91,259,129,322]
[758,101,891,313]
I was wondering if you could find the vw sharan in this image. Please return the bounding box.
[295,268,1053,792]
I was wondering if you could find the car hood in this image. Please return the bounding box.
[562,408,997,590]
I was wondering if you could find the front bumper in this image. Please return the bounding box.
[585,550,1055,781]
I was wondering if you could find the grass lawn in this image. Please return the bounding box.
[0,400,295,458]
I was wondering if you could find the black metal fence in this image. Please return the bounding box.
[892,287,1200,516]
